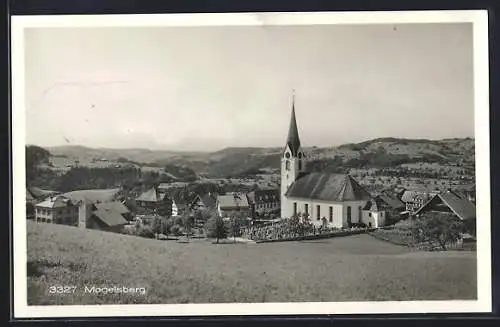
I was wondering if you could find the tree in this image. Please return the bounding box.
[152,216,163,237]
[161,218,174,238]
[26,145,51,185]
[206,215,228,244]
[182,213,195,240]
[414,212,464,250]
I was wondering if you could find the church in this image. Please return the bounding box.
[280,97,385,228]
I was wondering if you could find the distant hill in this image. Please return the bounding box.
[41,137,475,178]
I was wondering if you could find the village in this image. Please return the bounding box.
[26,101,477,250]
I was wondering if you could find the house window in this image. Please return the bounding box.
[347,206,352,225]
[358,206,362,220]
[304,204,309,215]
[329,206,333,222]
[293,202,297,216]
[369,212,372,217]
[316,205,320,220]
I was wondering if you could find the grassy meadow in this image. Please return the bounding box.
[27,221,477,305]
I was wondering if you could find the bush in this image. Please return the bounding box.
[138,226,155,239]
[170,224,183,236]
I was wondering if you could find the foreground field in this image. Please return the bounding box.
[27,221,477,305]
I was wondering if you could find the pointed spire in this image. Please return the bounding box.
[286,89,301,156]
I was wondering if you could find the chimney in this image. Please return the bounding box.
[78,200,87,229]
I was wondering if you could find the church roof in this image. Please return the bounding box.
[285,101,301,156]
[285,173,372,202]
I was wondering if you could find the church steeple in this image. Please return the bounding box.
[286,91,301,156]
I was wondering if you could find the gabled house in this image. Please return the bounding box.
[373,194,407,224]
[216,192,250,219]
[191,193,217,211]
[34,195,79,225]
[362,197,386,228]
[247,189,280,218]
[88,207,129,232]
[135,187,172,217]
[94,201,132,221]
[400,190,435,213]
[414,191,476,221]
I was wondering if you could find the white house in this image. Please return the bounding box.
[362,197,386,228]
[280,95,378,229]
[216,192,251,219]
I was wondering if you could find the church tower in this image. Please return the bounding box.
[281,92,306,218]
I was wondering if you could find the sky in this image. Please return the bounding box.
[24,23,474,152]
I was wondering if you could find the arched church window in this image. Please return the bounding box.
[298,152,302,159]
[298,160,302,171]
[285,160,290,171]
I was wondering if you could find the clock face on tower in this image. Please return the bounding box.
[285,152,290,159]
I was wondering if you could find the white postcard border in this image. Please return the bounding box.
[11,10,491,318]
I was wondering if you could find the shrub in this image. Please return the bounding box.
[170,224,183,236]
[138,226,155,239]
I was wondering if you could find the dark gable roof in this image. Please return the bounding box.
[94,201,129,215]
[285,173,372,202]
[247,189,280,204]
[136,188,167,202]
[377,194,405,209]
[415,191,476,220]
[363,197,385,211]
[93,208,128,227]
[200,194,216,207]
[438,192,476,220]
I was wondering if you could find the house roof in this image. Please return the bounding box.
[377,194,405,209]
[285,173,372,202]
[198,194,216,207]
[36,196,73,209]
[363,197,385,211]
[247,189,280,204]
[453,183,476,192]
[94,201,129,215]
[158,182,188,189]
[136,188,166,202]
[92,208,128,227]
[400,190,432,203]
[28,187,59,199]
[415,191,476,220]
[62,188,121,204]
[284,101,301,156]
[217,193,250,209]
